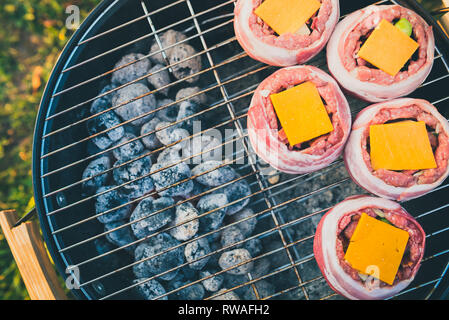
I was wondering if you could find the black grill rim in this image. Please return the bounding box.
[31,0,449,300]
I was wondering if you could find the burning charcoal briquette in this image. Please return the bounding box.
[218,176,251,215]
[243,280,275,300]
[104,220,136,251]
[243,238,263,258]
[156,99,178,123]
[183,134,222,165]
[90,84,117,114]
[112,133,144,161]
[169,281,205,300]
[95,186,132,224]
[169,202,199,241]
[219,249,254,275]
[176,87,207,106]
[134,279,167,300]
[147,64,171,96]
[82,156,111,193]
[149,29,188,65]
[134,233,183,281]
[176,101,200,131]
[87,109,125,150]
[221,226,244,249]
[140,117,162,150]
[200,269,224,292]
[111,53,151,86]
[112,83,156,126]
[150,162,193,197]
[184,237,210,270]
[197,193,228,233]
[157,147,181,164]
[192,161,236,187]
[231,208,257,238]
[155,122,189,150]
[130,197,175,239]
[112,155,154,199]
[169,43,202,83]
[211,289,240,300]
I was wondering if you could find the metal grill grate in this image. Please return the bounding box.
[35,0,449,300]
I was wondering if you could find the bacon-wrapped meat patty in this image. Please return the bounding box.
[247,65,351,174]
[327,5,434,102]
[314,195,426,300]
[234,0,340,66]
[344,98,449,201]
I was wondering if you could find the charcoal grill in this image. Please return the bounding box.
[26,0,449,300]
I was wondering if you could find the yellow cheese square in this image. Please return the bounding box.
[254,0,321,35]
[344,213,409,285]
[370,121,437,171]
[270,81,334,146]
[358,19,419,76]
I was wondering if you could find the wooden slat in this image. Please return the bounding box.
[0,210,67,300]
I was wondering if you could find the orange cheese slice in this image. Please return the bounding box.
[358,19,419,76]
[370,121,437,171]
[344,213,409,285]
[270,81,334,146]
[254,0,321,36]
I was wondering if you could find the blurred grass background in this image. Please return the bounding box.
[0,0,445,300]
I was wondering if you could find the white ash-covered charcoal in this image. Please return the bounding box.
[169,43,202,83]
[111,53,152,86]
[104,220,136,252]
[176,86,208,106]
[82,156,111,194]
[211,288,240,300]
[112,132,145,161]
[156,98,178,123]
[130,197,175,239]
[155,122,189,150]
[220,226,244,249]
[140,117,162,150]
[192,161,236,187]
[219,248,254,275]
[169,281,205,300]
[231,208,257,238]
[90,84,118,114]
[150,29,188,65]
[200,269,224,292]
[112,83,157,126]
[150,161,194,197]
[87,108,125,150]
[243,238,263,258]
[133,279,168,300]
[169,202,199,241]
[216,175,251,215]
[134,233,184,281]
[242,280,275,300]
[147,64,171,96]
[184,237,211,270]
[157,147,182,165]
[176,101,201,131]
[197,193,229,233]
[183,134,222,165]
[95,186,132,224]
[112,155,154,199]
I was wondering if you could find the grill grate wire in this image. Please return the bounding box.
[37,0,449,300]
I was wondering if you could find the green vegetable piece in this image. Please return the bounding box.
[395,18,413,37]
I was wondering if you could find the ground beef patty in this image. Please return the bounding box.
[344,98,449,202]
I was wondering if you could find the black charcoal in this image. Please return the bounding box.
[134,233,183,281]
[134,279,168,300]
[95,186,132,224]
[169,43,202,83]
[200,269,224,292]
[150,161,193,197]
[112,133,144,161]
[90,84,117,114]
[184,237,210,270]
[169,202,199,241]
[219,249,253,275]
[112,83,156,126]
[169,281,205,300]
[192,161,236,187]
[211,289,240,300]
[111,53,151,86]
[197,193,228,233]
[87,110,125,150]
[82,156,111,193]
[219,176,251,215]
[176,101,200,131]
[112,155,154,199]
[130,197,175,239]
[147,64,171,96]
[140,117,162,150]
